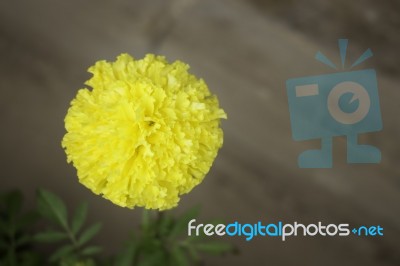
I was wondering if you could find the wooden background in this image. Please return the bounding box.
[1,0,399,265]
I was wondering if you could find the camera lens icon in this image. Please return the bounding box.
[327,81,370,125]
[286,39,383,168]
[286,69,382,168]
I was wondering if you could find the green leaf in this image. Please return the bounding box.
[171,246,189,266]
[17,250,43,266]
[6,248,17,266]
[16,211,39,230]
[59,255,79,266]
[77,222,101,247]
[185,244,200,262]
[139,249,165,266]
[113,242,137,266]
[15,235,31,247]
[71,202,88,235]
[76,258,96,266]
[158,214,173,237]
[0,239,7,249]
[80,246,102,256]
[0,190,5,201]
[33,231,68,243]
[5,190,23,217]
[170,206,200,238]
[194,242,233,255]
[140,238,162,254]
[0,219,8,234]
[49,244,74,262]
[36,189,68,230]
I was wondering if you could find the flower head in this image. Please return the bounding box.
[62,54,226,210]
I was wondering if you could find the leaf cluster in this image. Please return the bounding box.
[0,189,235,266]
[115,207,235,266]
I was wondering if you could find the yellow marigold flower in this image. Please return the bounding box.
[62,54,226,210]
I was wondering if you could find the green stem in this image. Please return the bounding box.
[66,227,78,248]
[8,216,16,266]
[156,212,164,238]
[141,209,150,233]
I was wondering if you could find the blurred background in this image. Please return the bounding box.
[1,0,399,265]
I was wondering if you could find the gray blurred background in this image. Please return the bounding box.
[1,0,400,265]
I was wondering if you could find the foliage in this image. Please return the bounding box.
[0,190,41,265]
[0,189,235,266]
[115,208,234,266]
